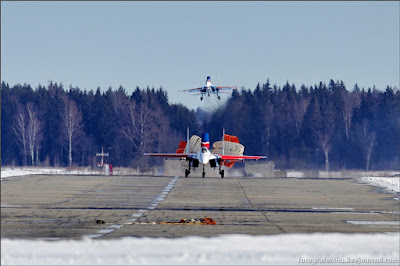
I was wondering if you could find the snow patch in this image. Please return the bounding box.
[1,233,399,265]
[360,176,400,193]
[1,167,97,180]
[347,221,400,226]
[287,171,305,178]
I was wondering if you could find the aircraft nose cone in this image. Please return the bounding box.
[199,153,209,165]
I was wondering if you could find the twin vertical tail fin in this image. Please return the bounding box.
[176,141,187,154]
[222,128,225,155]
[184,127,190,153]
[178,130,221,151]
[176,128,190,154]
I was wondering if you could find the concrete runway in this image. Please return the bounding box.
[1,174,399,239]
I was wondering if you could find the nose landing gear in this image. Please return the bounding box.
[219,164,224,178]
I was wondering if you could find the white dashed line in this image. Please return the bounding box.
[87,176,179,239]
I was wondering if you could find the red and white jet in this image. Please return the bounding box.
[144,129,266,178]
[183,76,237,101]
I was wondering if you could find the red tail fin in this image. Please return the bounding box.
[224,134,239,143]
[176,141,187,153]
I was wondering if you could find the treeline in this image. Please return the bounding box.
[202,80,400,170]
[1,82,199,168]
[2,80,400,170]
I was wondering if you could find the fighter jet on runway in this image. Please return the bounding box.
[183,76,237,101]
[144,129,266,178]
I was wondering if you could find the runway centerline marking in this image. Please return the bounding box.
[87,176,180,239]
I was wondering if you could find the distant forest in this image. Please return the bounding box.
[1,80,399,170]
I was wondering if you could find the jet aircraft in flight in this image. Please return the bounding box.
[183,76,237,101]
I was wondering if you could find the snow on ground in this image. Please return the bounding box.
[286,170,305,178]
[347,221,399,225]
[361,176,400,193]
[1,233,399,265]
[1,167,98,180]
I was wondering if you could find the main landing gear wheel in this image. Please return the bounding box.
[202,172,205,178]
[220,170,224,178]
[185,169,190,177]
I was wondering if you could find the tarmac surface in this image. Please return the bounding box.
[1,174,399,240]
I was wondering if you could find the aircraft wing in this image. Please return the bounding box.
[144,153,194,158]
[218,155,266,160]
[182,87,202,92]
[217,86,237,91]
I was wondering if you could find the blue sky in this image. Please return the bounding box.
[2,1,399,110]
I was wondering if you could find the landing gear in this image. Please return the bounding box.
[202,165,205,178]
[185,169,190,177]
[220,169,224,178]
[219,165,224,178]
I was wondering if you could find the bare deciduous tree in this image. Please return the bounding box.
[26,102,42,166]
[61,96,83,166]
[154,108,169,153]
[122,102,158,156]
[262,102,274,154]
[292,98,310,136]
[365,131,375,171]
[360,118,376,171]
[318,132,332,171]
[342,91,361,140]
[13,103,28,166]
